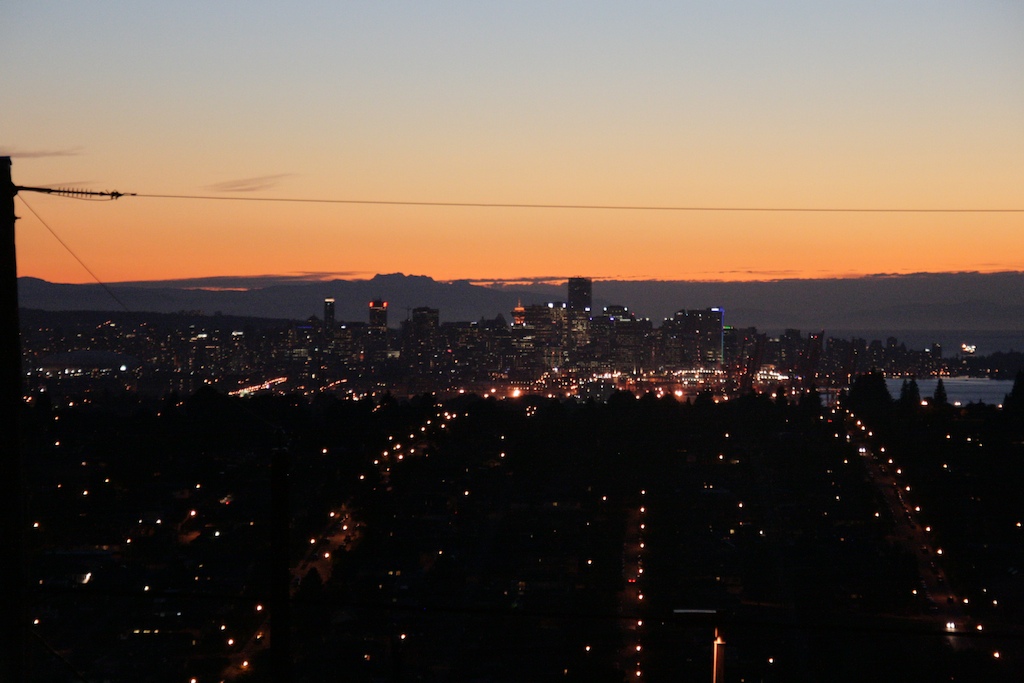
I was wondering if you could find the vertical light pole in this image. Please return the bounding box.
[674,609,724,683]
[1,156,27,682]
[712,627,726,683]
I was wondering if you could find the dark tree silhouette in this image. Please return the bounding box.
[899,378,921,408]
[846,371,892,422]
[1005,370,1024,412]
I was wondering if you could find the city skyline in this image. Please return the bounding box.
[17,271,1024,349]
[20,273,1021,404]
[4,2,1023,285]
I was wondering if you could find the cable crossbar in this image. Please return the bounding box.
[15,185,132,200]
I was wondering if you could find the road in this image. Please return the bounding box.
[846,410,972,647]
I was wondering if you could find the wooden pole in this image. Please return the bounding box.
[1,156,27,681]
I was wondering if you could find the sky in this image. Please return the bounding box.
[3,1,1023,285]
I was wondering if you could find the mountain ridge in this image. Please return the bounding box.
[18,271,1024,333]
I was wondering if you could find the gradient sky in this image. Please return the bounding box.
[4,1,1023,285]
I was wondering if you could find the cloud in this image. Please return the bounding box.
[0,147,84,159]
[203,174,295,193]
[279,271,376,282]
[467,271,822,286]
[464,276,572,288]
[113,272,370,289]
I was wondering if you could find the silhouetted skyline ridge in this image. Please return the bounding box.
[18,271,1024,335]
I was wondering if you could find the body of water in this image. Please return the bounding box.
[826,330,1024,356]
[885,377,1016,406]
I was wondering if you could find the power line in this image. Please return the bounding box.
[132,193,1024,213]
[16,195,132,313]
[28,630,90,683]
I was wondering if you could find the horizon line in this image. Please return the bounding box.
[18,268,1024,289]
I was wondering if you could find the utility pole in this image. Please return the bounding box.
[2,156,27,682]
[1,160,132,682]
[2,171,297,682]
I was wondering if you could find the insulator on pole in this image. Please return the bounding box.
[14,184,132,200]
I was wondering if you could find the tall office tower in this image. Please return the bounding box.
[410,306,440,332]
[404,307,440,369]
[324,298,336,331]
[567,277,592,312]
[694,307,724,366]
[364,299,390,364]
[369,299,388,330]
[567,278,593,354]
[661,307,724,368]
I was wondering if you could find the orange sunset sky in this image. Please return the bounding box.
[4,2,1023,285]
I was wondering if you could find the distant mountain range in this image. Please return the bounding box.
[17,271,1024,334]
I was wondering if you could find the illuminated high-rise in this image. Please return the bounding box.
[369,299,388,330]
[659,307,724,368]
[567,277,593,353]
[365,299,390,364]
[567,277,592,312]
[324,298,335,331]
[404,307,440,370]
